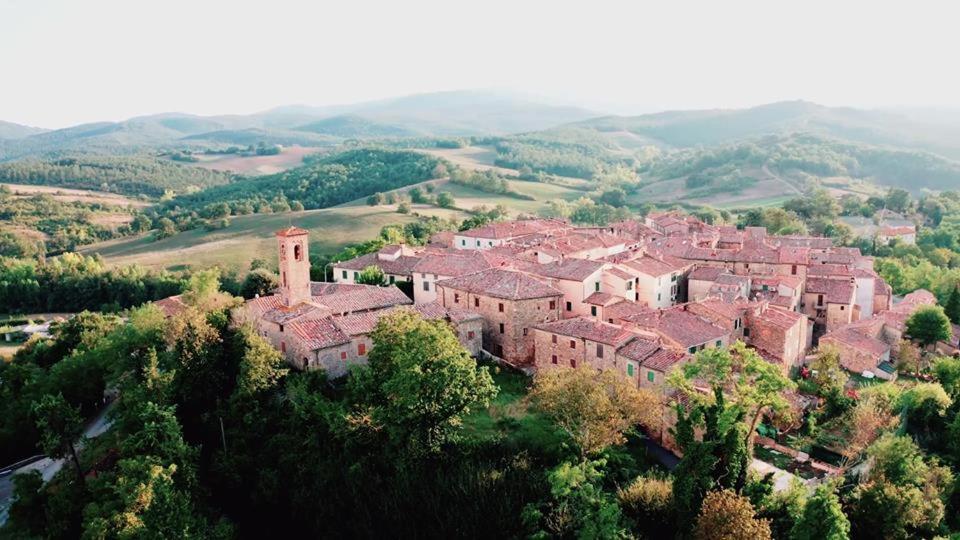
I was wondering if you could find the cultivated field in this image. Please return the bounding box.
[418,145,519,176]
[1,183,151,208]
[181,146,325,175]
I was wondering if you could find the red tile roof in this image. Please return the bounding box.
[535,317,635,346]
[153,295,188,318]
[413,252,494,277]
[335,251,421,276]
[617,338,660,362]
[276,226,309,237]
[457,218,569,239]
[437,268,562,300]
[314,284,412,314]
[623,255,678,276]
[288,317,350,350]
[643,348,687,371]
[805,277,855,304]
[584,292,621,306]
[624,308,729,348]
[528,258,604,281]
[689,266,727,281]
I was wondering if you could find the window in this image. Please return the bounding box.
[358,343,366,356]
[461,239,466,246]
[423,281,430,291]
[591,306,597,316]
[342,270,348,279]
[488,241,493,247]
[817,294,824,306]
[596,344,603,358]
[294,244,302,261]
[279,324,284,333]
[569,340,576,349]
[474,298,480,308]
[389,275,395,284]
[688,346,696,354]
[280,341,287,354]
[745,263,750,270]
[340,351,347,360]
[303,357,309,368]
[671,275,677,282]
[595,282,601,292]
[499,323,504,334]
[566,301,572,311]
[715,340,722,347]
[791,264,797,275]
[647,371,655,383]
[523,328,528,336]
[626,281,633,290]
[353,272,359,280]
[549,300,556,310]
[762,284,768,292]
[476,240,481,247]
[498,303,504,313]
[570,358,577,368]
[657,293,661,301]
[627,363,634,376]
[552,334,558,344]
[454,293,460,303]
[468,330,475,340]
[734,318,741,329]
[282,271,286,287]
[608,319,614,324]
[743,327,750,337]
[552,355,558,364]
[840,305,845,311]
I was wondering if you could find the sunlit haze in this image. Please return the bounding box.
[3,0,960,127]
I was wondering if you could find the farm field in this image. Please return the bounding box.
[80,204,465,272]
[418,145,518,175]
[1,183,151,208]
[179,145,325,174]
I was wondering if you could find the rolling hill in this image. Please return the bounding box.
[573,100,960,160]
[0,120,47,139]
[0,90,601,160]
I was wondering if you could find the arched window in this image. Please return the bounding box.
[294,244,302,261]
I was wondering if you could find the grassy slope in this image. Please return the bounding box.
[82,176,586,271]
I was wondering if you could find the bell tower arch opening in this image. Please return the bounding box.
[275,226,311,306]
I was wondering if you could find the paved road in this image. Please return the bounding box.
[0,402,114,526]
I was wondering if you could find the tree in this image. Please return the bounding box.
[809,344,849,394]
[397,201,411,214]
[895,341,921,373]
[367,192,385,206]
[435,191,456,209]
[693,489,771,540]
[232,324,288,397]
[905,305,951,348]
[522,459,628,539]
[239,268,278,299]
[618,474,674,537]
[355,265,387,286]
[530,366,661,458]
[358,310,497,455]
[944,286,960,324]
[32,393,85,481]
[409,187,428,204]
[884,188,911,213]
[848,435,954,539]
[791,482,850,540]
[671,342,795,446]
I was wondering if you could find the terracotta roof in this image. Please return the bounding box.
[643,348,687,371]
[584,292,621,306]
[263,302,321,325]
[879,225,916,236]
[755,306,804,330]
[617,338,660,362]
[413,252,494,277]
[437,268,562,300]
[288,317,351,350]
[334,251,421,276]
[777,247,810,265]
[606,266,634,281]
[529,258,604,281]
[624,308,729,348]
[309,284,412,315]
[689,266,726,281]
[821,326,889,358]
[458,218,568,239]
[623,255,677,277]
[807,264,851,277]
[276,226,308,237]
[244,294,285,318]
[535,317,635,347]
[805,277,855,304]
[153,295,188,318]
[605,300,655,320]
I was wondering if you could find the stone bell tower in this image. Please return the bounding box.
[275,226,311,306]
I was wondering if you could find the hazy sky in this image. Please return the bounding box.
[2,0,959,128]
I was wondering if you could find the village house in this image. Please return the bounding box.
[452,218,570,250]
[435,267,563,366]
[802,276,859,331]
[876,224,917,245]
[615,254,686,308]
[239,227,483,377]
[522,258,606,318]
[332,244,421,284]
[411,251,495,304]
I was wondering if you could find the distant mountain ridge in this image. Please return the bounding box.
[0,90,600,160]
[571,100,960,160]
[0,120,48,139]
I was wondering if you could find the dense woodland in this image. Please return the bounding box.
[0,157,231,198]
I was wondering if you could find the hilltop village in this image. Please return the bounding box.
[238,211,954,393]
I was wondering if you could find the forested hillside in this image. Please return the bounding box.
[162,148,442,212]
[0,156,233,197]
